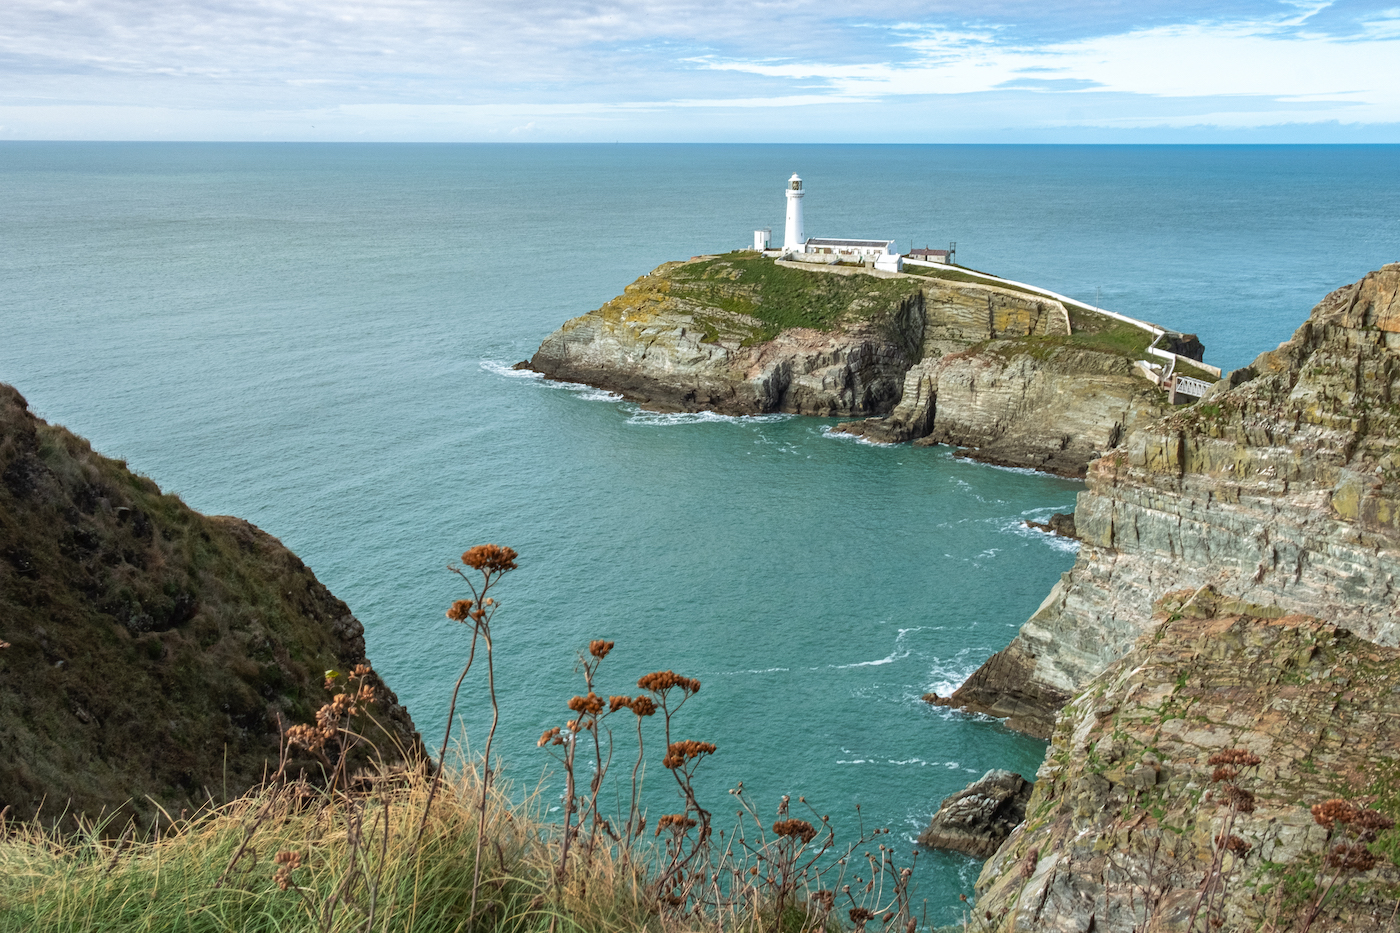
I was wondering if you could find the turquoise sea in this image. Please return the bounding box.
[2,143,1398,920]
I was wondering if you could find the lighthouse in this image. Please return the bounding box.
[783,173,804,252]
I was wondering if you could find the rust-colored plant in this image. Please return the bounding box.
[1299,797,1394,932]
[415,543,517,922]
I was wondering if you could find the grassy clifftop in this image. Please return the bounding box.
[0,384,419,828]
[653,252,929,343]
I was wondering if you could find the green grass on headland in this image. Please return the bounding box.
[663,252,926,341]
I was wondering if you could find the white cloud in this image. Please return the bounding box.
[0,0,1398,138]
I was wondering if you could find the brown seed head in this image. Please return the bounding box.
[630,696,656,717]
[589,639,614,659]
[654,813,698,835]
[538,726,561,748]
[608,695,631,712]
[637,670,701,694]
[1222,784,1256,814]
[1211,766,1240,784]
[1207,748,1262,768]
[461,544,518,573]
[1225,834,1251,854]
[446,599,474,622]
[567,692,604,715]
[1354,807,1396,841]
[1327,841,1380,873]
[773,818,818,843]
[1312,798,1358,830]
[663,740,717,769]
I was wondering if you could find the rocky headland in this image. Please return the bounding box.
[935,263,1400,738]
[529,253,1203,476]
[972,588,1400,932]
[0,384,421,827]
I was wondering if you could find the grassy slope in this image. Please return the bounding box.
[903,266,1217,382]
[0,384,419,829]
[660,252,926,343]
[676,256,1215,382]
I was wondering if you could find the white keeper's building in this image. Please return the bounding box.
[758,174,902,272]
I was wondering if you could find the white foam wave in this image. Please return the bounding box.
[479,359,544,379]
[480,360,623,401]
[715,666,790,676]
[924,648,983,698]
[574,387,625,402]
[1003,517,1081,554]
[835,756,975,768]
[626,409,791,426]
[831,626,918,669]
[819,425,895,446]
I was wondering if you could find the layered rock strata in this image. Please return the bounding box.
[972,590,1400,933]
[836,345,1167,477]
[916,769,1033,859]
[530,253,1075,419]
[937,264,1400,736]
[0,384,421,826]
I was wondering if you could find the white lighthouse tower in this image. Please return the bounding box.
[783,173,805,252]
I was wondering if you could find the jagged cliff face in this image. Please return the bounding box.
[529,254,1074,419]
[0,385,420,826]
[839,344,1167,477]
[941,264,1400,736]
[973,590,1400,933]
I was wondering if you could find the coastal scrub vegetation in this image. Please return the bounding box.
[0,545,924,933]
[0,384,418,830]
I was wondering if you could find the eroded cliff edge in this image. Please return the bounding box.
[936,263,1400,738]
[0,384,422,826]
[971,589,1400,933]
[530,253,1184,476]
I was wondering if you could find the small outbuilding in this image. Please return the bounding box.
[909,246,955,264]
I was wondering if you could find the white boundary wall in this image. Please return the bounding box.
[901,259,1221,379]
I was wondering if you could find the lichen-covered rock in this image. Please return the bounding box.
[940,264,1400,735]
[530,253,1072,418]
[971,595,1400,933]
[839,344,1167,477]
[0,384,422,828]
[917,769,1033,858]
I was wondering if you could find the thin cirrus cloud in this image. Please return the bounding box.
[0,0,1396,139]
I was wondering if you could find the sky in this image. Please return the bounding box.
[2,0,1399,141]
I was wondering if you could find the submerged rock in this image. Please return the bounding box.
[1025,512,1077,538]
[916,769,1033,858]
